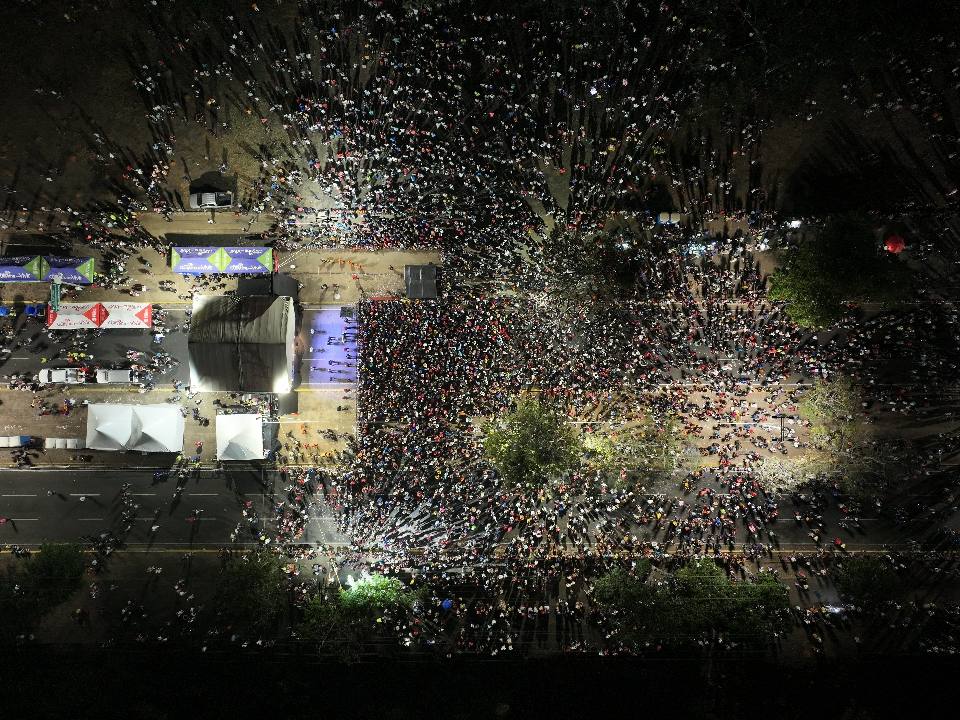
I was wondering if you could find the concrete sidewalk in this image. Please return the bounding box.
[0,381,356,469]
[283,249,440,304]
[0,387,218,467]
[0,235,440,306]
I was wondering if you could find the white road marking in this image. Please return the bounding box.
[10,518,39,521]
[2,493,37,497]
[69,493,100,497]
[130,493,157,496]
[188,493,218,496]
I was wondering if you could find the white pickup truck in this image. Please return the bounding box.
[95,369,143,384]
[35,368,84,384]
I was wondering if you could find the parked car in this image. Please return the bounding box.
[36,368,84,384]
[95,369,143,384]
[189,190,233,210]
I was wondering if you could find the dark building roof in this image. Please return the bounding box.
[404,264,438,299]
[188,295,295,392]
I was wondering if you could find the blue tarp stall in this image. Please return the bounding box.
[0,255,95,284]
[171,247,274,275]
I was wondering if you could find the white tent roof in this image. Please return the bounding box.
[216,414,265,460]
[85,404,184,453]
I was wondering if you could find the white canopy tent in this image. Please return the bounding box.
[85,404,184,453]
[216,414,265,461]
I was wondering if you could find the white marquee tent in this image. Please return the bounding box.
[216,414,265,460]
[85,404,184,453]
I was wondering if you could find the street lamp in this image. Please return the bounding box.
[773,413,789,443]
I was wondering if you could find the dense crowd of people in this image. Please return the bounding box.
[335,245,960,655]
[3,0,960,658]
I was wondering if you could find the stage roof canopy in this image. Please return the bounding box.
[216,414,265,461]
[188,295,295,392]
[85,404,184,453]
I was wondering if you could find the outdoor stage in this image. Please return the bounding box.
[298,306,358,387]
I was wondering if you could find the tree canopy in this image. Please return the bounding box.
[593,560,789,650]
[299,574,416,660]
[585,415,684,487]
[339,574,415,616]
[798,377,896,498]
[213,552,286,636]
[769,215,911,327]
[799,376,866,451]
[834,556,901,608]
[0,544,86,641]
[482,395,582,489]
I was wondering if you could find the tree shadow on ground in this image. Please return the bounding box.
[783,121,935,215]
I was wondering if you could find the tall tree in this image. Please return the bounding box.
[482,395,582,490]
[213,552,286,637]
[769,215,911,327]
[585,414,684,487]
[593,560,789,649]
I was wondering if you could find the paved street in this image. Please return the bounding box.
[0,468,346,548]
[0,306,189,382]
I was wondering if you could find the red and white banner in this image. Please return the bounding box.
[47,302,152,330]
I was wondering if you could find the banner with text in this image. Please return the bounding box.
[170,246,273,275]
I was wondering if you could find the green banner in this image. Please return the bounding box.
[257,248,273,270]
[207,247,232,272]
[23,256,49,280]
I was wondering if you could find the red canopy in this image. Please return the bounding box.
[47,302,152,330]
[884,235,906,254]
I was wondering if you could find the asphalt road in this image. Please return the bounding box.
[0,306,190,383]
[0,468,346,548]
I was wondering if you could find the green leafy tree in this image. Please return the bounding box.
[798,377,897,498]
[299,590,365,661]
[592,563,653,606]
[834,556,901,608]
[769,215,911,327]
[0,564,30,641]
[22,543,86,608]
[751,455,813,489]
[0,544,86,640]
[299,575,416,660]
[799,376,866,451]
[482,395,582,489]
[586,415,684,487]
[593,560,788,649]
[340,574,415,616]
[543,226,669,300]
[213,552,286,636]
